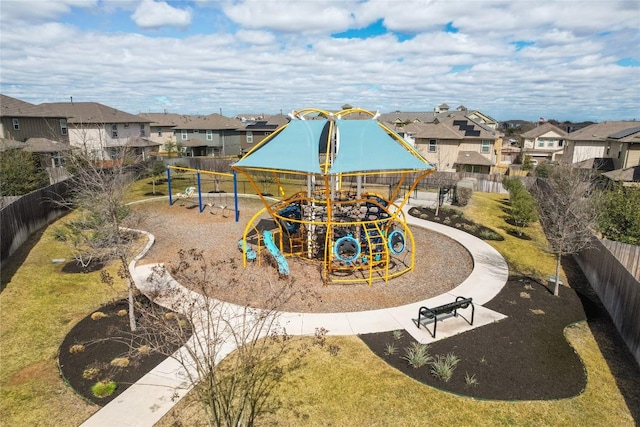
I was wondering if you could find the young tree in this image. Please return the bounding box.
[530,164,600,296]
[62,146,142,330]
[0,148,49,195]
[142,250,332,426]
[597,184,640,245]
[503,177,538,237]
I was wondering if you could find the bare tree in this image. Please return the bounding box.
[141,250,332,426]
[530,164,600,296]
[60,145,142,330]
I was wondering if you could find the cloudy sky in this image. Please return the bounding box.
[1,0,638,122]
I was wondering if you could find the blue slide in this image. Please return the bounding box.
[238,239,257,261]
[262,230,290,276]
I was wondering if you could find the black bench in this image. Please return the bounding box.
[417,296,474,338]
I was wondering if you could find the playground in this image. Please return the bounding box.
[132,198,473,312]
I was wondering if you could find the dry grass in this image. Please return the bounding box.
[462,192,559,282]
[0,219,127,426]
[158,324,634,426]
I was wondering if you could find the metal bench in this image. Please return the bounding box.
[417,296,474,338]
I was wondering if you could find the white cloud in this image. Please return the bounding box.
[0,0,638,121]
[0,0,97,23]
[131,0,192,30]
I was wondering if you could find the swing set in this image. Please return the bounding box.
[166,165,240,222]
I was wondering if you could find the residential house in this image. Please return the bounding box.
[236,114,289,155]
[409,116,499,173]
[1,94,70,143]
[1,95,72,179]
[563,121,640,169]
[380,104,499,132]
[137,112,184,145]
[40,101,157,161]
[171,114,243,157]
[521,122,567,162]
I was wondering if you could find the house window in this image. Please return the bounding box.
[140,123,145,137]
[558,140,564,147]
[481,140,491,153]
[547,140,554,147]
[60,119,68,135]
[111,124,118,138]
[12,118,19,130]
[181,130,188,140]
[194,130,200,134]
[157,127,162,137]
[538,139,545,148]
[206,130,213,140]
[247,131,254,143]
[264,131,272,136]
[428,139,437,152]
[124,123,130,129]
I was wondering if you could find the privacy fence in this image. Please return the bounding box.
[165,157,512,194]
[1,179,72,265]
[574,239,640,366]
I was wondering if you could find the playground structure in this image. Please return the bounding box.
[232,107,436,285]
[166,166,240,222]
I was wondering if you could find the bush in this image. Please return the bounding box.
[91,381,117,398]
[82,367,101,380]
[402,342,432,368]
[456,186,473,206]
[91,312,107,320]
[430,353,460,382]
[110,357,130,368]
[69,344,85,354]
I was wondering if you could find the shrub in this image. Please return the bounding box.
[91,311,107,320]
[110,357,130,368]
[137,345,152,355]
[117,309,127,317]
[392,330,403,340]
[430,353,460,382]
[479,229,502,240]
[384,343,398,356]
[456,187,473,206]
[82,367,101,380]
[69,344,85,354]
[465,372,479,387]
[164,312,177,320]
[91,381,117,398]
[402,342,432,368]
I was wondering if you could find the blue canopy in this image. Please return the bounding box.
[233,118,433,175]
[234,120,326,173]
[330,119,431,174]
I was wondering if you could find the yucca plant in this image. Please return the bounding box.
[402,342,432,368]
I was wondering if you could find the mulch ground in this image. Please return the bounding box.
[58,296,191,406]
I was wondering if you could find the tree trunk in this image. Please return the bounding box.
[435,186,440,216]
[554,255,562,296]
[128,276,137,331]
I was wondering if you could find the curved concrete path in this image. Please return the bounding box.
[81,204,509,427]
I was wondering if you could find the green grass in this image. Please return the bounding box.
[159,324,634,426]
[0,222,127,426]
[1,191,634,426]
[462,192,559,282]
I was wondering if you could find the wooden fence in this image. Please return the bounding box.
[601,240,640,280]
[1,179,72,265]
[574,239,640,366]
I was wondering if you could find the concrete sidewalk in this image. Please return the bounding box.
[81,205,509,427]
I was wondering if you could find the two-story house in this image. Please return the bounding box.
[171,114,243,157]
[40,101,157,161]
[137,112,190,150]
[0,94,72,171]
[521,122,567,162]
[563,121,640,169]
[410,116,498,173]
[236,114,289,155]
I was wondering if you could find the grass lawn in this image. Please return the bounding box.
[461,191,559,282]
[0,221,127,426]
[159,324,634,426]
[1,186,636,426]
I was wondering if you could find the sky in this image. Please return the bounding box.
[0,0,639,122]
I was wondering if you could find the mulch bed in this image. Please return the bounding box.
[58,296,191,406]
[361,275,588,400]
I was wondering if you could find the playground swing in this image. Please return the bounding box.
[207,192,230,217]
[176,186,196,199]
